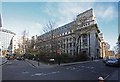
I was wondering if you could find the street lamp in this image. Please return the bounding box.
[0,42,2,57]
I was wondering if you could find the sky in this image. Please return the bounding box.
[1,1,119,50]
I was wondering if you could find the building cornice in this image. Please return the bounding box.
[1,28,16,35]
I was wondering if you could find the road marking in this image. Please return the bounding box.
[104,74,110,80]
[42,71,59,75]
[22,71,29,74]
[66,67,72,69]
[76,69,83,71]
[35,73,43,76]
[31,73,43,76]
[31,71,60,77]
[91,70,97,73]
[103,73,108,76]
[90,67,94,69]
[26,61,37,68]
[94,60,99,62]
[81,66,85,68]
[51,71,59,74]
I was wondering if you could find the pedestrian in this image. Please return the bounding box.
[37,58,40,66]
[92,57,93,61]
[58,55,61,65]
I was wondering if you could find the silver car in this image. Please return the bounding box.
[106,58,119,66]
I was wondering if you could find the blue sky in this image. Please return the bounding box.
[1,2,118,50]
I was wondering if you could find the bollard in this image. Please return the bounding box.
[98,76,104,82]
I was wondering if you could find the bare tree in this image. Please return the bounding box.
[17,30,29,55]
[42,21,57,55]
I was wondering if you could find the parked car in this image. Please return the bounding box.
[16,56,25,60]
[106,58,119,66]
[103,58,108,63]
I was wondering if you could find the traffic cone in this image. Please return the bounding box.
[98,76,104,82]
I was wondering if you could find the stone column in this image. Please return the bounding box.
[90,30,96,59]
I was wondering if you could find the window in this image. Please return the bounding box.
[70,50,72,54]
[67,50,68,53]
[83,34,87,38]
[64,44,65,48]
[73,37,76,41]
[70,43,72,47]
[64,39,65,42]
[73,43,75,47]
[82,34,88,46]
[67,44,69,48]
[67,38,68,42]
[62,33,64,35]
[67,32,69,34]
[82,51,86,54]
[70,38,72,41]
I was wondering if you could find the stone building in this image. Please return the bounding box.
[118,34,120,54]
[36,8,104,60]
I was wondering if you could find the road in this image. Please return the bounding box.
[2,59,119,81]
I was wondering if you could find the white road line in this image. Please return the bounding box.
[90,67,94,69]
[26,61,36,68]
[31,71,60,77]
[31,73,43,76]
[104,74,110,80]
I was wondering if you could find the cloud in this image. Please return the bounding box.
[94,5,118,22]
[25,22,44,37]
[56,2,94,27]
[2,0,119,2]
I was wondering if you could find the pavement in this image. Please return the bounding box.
[25,59,101,68]
[26,59,54,68]
[0,57,8,66]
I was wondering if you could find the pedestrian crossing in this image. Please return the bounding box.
[66,65,95,71]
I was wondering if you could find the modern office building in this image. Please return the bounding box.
[0,14,2,56]
[36,8,104,60]
[0,28,16,56]
[0,15,16,56]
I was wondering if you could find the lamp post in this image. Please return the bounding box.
[0,42,2,57]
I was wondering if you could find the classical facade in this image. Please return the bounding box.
[36,9,104,60]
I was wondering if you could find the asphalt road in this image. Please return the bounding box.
[2,59,119,80]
